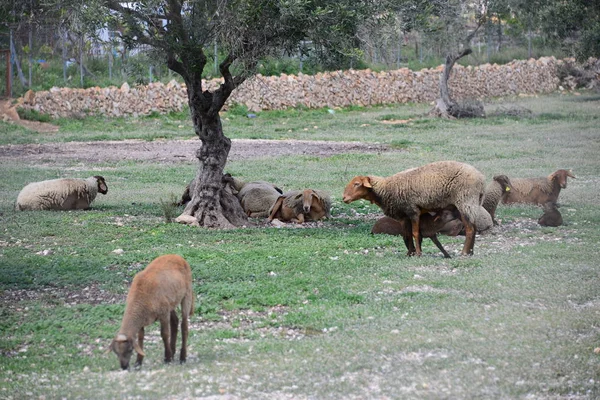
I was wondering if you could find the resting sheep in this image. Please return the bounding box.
[268,189,331,223]
[343,161,485,256]
[502,169,575,206]
[16,176,108,211]
[482,174,512,225]
[371,209,459,258]
[109,254,194,370]
[236,180,284,218]
[538,202,563,227]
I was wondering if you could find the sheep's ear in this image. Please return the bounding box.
[133,340,146,357]
[567,170,576,179]
[294,193,303,200]
[361,177,373,188]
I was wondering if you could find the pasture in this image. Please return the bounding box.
[1,93,599,399]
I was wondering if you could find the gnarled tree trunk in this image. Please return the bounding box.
[172,55,248,229]
[431,48,474,118]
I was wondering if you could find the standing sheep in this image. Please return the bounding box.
[482,174,512,225]
[109,254,194,370]
[268,189,331,223]
[16,176,108,211]
[371,209,459,258]
[502,169,575,206]
[343,161,485,256]
[538,202,563,227]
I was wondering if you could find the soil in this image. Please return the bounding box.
[0,138,391,164]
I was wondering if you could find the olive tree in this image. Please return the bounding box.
[63,0,378,228]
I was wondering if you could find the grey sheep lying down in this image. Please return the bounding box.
[16,176,108,211]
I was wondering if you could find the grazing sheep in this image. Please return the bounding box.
[371,209,460,258]
[109,254,194,370]
[236,181,284,218]
[16,176,108,211]
[538,202,563,227]
[343,161,485,256]
[502,169,575,206]
[482,175,512,225]
[268,189,331,223]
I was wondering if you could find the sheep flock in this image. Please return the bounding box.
[13,153,576,370]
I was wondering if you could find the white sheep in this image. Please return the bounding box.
[16,176,108,211]
[109,254,194,370]
[343,161,485,256]
[502,169,575,206]
[267,189,331,223]
[236,180,283,218]
[482,174,512,225]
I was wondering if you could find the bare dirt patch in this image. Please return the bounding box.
[0,138,392,165]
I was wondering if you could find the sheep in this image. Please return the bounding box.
[109,254,194,370]
[267,189,331,223]
[236,180,284,218]
[371,209,460,258]
[482,174,512,225]
[538,202,563,227]
[16,176,108,211]
[342,161,485,256]
[502,169,576,206]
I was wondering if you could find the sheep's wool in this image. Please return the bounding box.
[16,177,100,211]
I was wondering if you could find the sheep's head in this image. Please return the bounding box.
[299,189,318,213]
[550,170,576,189]
[110,333,145,370]
[94,176,109,195]
[343,176,376,204]
[493,174,512,193]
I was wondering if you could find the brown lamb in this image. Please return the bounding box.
[371,209,459,258]
[109,254,194,370]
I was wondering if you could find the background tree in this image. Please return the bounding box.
[400,0,488,118]
[59,0,380,228]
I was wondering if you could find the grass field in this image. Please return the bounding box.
[1,93,599,399]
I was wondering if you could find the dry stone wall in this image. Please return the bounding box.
[20,57,563,118]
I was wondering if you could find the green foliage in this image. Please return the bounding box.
[16,108,52,123]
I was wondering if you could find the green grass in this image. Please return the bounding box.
[0,92,599,399]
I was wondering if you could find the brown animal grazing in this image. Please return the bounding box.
[109,254,194,370]
[268,189,331,223]
[343,161,485,256]
[538,202,563,227]
[372,209,459,258]
[503,169,575,206]
[482,174,512,225]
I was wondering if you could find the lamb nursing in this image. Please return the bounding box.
[343,161,485,256]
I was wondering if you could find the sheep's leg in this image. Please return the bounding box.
[180,310,189,363]
[460,215,476,256]
[430,235,451,258]
[403,235,416,256]
[134,327,145,368]
[267,197,284,222]
[411,217,422,256]
[170,310,179,359]
[159,315,173,363]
